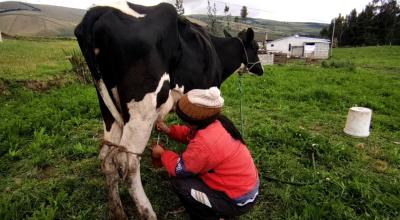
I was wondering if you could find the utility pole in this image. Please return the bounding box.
[330,18,336,58]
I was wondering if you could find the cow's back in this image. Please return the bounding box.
[170,17,223,92]
[75,3,179,103]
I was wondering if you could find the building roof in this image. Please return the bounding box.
[269,35,330,44]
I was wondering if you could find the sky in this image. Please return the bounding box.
[4,0,374,23]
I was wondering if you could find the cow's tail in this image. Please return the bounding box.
[75,8,124,127]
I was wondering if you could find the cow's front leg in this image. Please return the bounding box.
[100,122,127,220]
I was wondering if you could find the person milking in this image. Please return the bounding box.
[151,87,259,220]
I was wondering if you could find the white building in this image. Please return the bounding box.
[266,35,330,59]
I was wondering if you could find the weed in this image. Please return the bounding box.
[321,60,357,72]
[63,49,92,84]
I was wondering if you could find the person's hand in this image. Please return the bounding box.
[151,144,165,159]
[151,143,165,168]
[156,121,171,134]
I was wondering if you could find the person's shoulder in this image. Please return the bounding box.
[194,120,225,142]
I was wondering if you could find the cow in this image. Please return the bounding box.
[74,1,263,219]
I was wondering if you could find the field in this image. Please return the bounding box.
[0,39,399,219]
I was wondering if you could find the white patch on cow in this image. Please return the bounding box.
[111,87,121,111]
[100,121,123,160]
[96,0,146,18]
[103,121,122,143]
[97,79,124,127]
[157,84,184,121]
[119,73,170,153]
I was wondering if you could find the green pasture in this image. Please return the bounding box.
[0,39,399,219]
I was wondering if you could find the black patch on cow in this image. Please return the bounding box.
[75,3,263,126]
[156,81,170,109]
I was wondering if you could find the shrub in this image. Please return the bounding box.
[63,49,92,84]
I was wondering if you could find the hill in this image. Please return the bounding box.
[0,1,327,39]
[0,1,85,37]
[190,14,327,39]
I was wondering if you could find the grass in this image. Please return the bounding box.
[0,39,76,80]
[0,39,399,219]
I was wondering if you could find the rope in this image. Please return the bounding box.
[100,140,143,180]
[100,140,143,157]
[235,37,262,72]
[238,74,244,136]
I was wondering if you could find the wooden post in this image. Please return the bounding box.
[330,18,335,58]
[0,31,3,42]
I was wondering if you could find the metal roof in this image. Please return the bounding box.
[269,35,330,44]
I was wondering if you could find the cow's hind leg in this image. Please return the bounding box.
[126,156,156,219]
[116,74,171,219]
[100,121,128,220]
[117,110,158,219]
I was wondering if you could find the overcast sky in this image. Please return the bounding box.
[4,0,375,23]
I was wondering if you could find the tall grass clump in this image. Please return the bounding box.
[321,60,356,72]
[63,49,91,84]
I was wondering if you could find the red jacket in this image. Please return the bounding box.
[161,120,259,200]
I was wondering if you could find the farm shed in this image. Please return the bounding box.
[266,35,330,59]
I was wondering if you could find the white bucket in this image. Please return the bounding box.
[344,107,372,137]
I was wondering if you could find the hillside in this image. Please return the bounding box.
[0,1,85,37]
[191,14,327,39]
[0,1,327,39]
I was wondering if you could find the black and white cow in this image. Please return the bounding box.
[75,1,263,219]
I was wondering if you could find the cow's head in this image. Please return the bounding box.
[225,28,264,76]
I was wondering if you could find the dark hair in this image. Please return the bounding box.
[176,104,245,144]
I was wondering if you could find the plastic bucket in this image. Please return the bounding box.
[343,107,372,137]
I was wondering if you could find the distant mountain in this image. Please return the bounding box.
[0,1,327,39]
[0,1,85,37]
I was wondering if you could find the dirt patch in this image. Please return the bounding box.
[0,75,75,92]
[23,76,74,91]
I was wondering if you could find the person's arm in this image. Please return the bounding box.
[161,140,212,177]
[156,121,192,144]
[168,125,192,143]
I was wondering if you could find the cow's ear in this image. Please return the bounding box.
[246,28,255,42]
[223,30,232,37]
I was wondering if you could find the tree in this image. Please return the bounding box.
[320,27,329,38]
[241,6,248,23]
[234,16,239,22]
[224,4,231,31]
[207,0,217,34]
[175,0,184,15]
[321,0,400,46]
